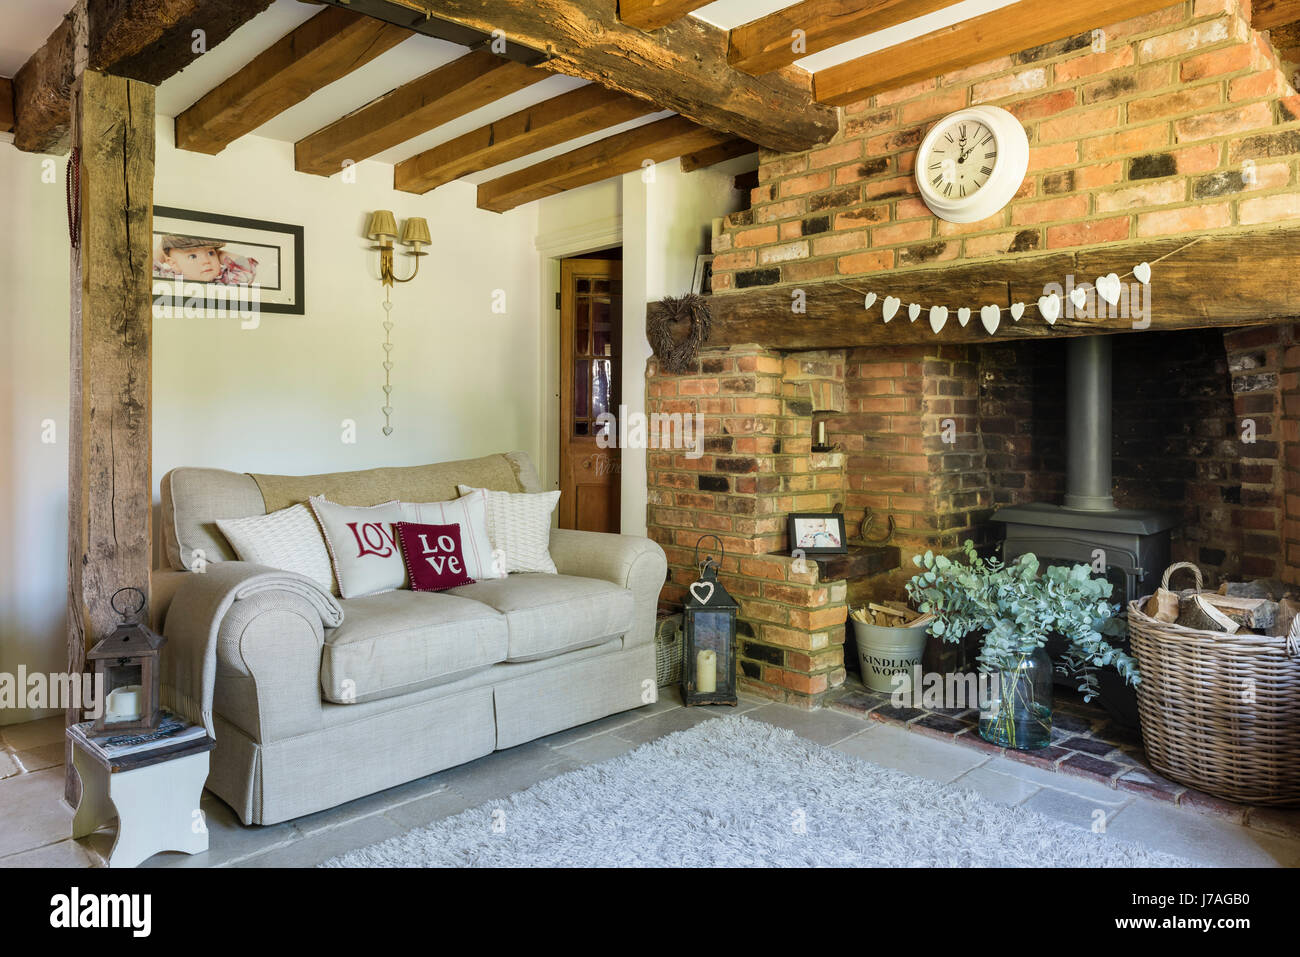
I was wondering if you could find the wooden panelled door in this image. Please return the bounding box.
[559,257,622,532]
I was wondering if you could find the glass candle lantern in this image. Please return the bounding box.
[86,588,166,738]
[682,535,738,707]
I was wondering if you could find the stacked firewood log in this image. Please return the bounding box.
[850,601,935,629]
[1144,577,1300,637]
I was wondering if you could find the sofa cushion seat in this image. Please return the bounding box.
[447,574,634,662]
[321,591,507,704]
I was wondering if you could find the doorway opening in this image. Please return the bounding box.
[558,247,622,533]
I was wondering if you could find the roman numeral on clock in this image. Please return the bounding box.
[981,166,993,176]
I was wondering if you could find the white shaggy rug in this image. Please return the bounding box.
[323,716,1194,867]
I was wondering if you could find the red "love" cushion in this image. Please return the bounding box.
[395,522,475,592]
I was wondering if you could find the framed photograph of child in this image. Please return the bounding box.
[151,206,305,315]
[787,512,848,556]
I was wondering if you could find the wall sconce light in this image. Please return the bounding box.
[367,210,429,285]
[365,210,430,436]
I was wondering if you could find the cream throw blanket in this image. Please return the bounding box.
[160,562,343,736]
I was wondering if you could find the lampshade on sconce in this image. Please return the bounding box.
[367,209,398,243]
[400,216,431,250]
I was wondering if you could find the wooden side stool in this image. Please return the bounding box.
[68,721,215,869]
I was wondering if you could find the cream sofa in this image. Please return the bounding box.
[152,451,666,826]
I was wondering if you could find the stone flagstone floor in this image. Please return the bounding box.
[2,686,1298,868]
[826,674,1300,840]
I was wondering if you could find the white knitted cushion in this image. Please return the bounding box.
[308,497,407,599]
[216,504,337,594]
[400,489,503,580]
[457,484,560,575]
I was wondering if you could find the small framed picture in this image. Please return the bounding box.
[151,206,305,315]
[788,512,848,556]
[691,254,714,295]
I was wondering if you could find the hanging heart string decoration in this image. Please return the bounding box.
[830,241,1199,337]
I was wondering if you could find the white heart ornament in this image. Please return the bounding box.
[1097,273,1122,306]
[383,385,391,394]
[382,426,393,436]
[929,305,948,334]
[689,581,715,605]
[1134,262,1152,285]
[908,303,921,322]
[1038,294,1061,325]
[1070,287,1088,310]
[864,292,877,310]
[980,304,1001,335]
[882,296,901,323]
[383,321,393,333]
[1010,302,1025,322]
[382,406,393,416]
[957,307,972,327]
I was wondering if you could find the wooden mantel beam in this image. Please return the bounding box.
[13,0,273,153]
[1253,0,1300,31]
[651,230,1300,351]
[814,0,1178,105]
[369,0,838,152]
[176,6,412,155]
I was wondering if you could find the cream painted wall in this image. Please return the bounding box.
[151,123,541,491]
[0,123,540,723]
[0,143,73,723]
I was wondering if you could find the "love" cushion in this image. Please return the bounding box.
[395,522,474,592]
[308,496,407,598]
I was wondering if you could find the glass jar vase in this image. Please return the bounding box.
[979,646,1053,750]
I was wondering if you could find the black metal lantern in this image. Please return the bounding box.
[682,535,738,707]
[86,588,166,738]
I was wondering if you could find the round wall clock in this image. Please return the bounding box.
[915,105,1029,223]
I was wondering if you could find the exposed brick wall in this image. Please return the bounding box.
[646,347,851,707]
[711,0,1300,293]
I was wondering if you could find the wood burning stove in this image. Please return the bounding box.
[993,335,1179,728]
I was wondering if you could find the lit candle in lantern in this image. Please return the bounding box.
[697,650,717,693]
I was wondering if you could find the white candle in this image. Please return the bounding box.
[817,421,826,446]
[697,650,717,693]
[105,684,143,722]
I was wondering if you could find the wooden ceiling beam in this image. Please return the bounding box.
[394,84,656,194]
[175,6,412,155]
[369,0,837,152]
[679,138,757,172]
[0,77,14,134]
[619,0,713,32]
[294,49,544,177]
[478,115,734,212]
[729,0,960,76]
[1253,0,1300,31]
[660,230,1300,350]
[813,0,1177,105]
[12,0,273,153]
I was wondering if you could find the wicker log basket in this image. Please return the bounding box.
[1128,562,1300,806]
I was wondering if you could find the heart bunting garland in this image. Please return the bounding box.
[852,259,1158,336]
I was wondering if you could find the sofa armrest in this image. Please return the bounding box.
[163,561,333,744]
[549,529,667,648]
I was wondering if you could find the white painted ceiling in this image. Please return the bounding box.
[1,0,1022,188]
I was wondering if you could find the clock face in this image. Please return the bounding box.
[925,119,998,200]
[914,106,1029,224]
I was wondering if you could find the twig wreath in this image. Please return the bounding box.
[649,294,712,373]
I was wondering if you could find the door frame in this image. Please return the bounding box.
[534,217,623,498]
